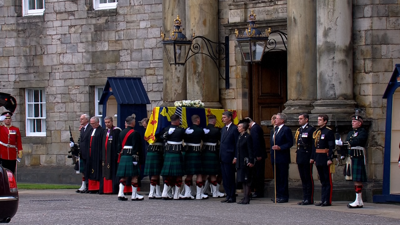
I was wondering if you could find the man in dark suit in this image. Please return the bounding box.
[245,117,266,198]
[220,111,239,203]
[76,114,93,193]
[295,113,316,205]
[270,113,293,203]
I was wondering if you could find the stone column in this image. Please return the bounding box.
[312,0,356,114]
[162,0,187,106]
[185,0,222,108]
[283,0,317,115]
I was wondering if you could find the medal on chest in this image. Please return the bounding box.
[9,130,16,135]
[321,134,325,139]
[302,132,308,138]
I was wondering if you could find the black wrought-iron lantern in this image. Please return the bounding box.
[235,11,271,63]
[161,15,192,65]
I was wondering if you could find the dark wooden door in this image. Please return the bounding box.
[250,51,287,180]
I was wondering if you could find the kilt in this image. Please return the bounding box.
[184,152,202,175]
[202,151,220,175]
[160,152,184,176]
[116,155,140,177]
[350,157,367,182]
[79,158,86,174]
[144,151,163,176]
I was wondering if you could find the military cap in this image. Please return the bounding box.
[1,111,12,118]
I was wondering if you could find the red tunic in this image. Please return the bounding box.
[0,125,22,160]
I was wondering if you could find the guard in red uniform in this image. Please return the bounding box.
[0,111,23,174]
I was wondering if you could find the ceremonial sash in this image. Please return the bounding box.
[117,129,134,163]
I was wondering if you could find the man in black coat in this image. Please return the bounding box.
[295,113,316,205]
[100,116,121,194]
[76,114,93,193]
[245,117,266,198]
[220,111,239,203]
[270,113,293,203]
[87,117,104,193]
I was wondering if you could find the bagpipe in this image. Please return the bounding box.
[68,126,80,167]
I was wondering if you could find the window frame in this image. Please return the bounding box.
[94,86,104,125]
[25,88,46,137]
[93,0,118,11]
[22,0,45,17]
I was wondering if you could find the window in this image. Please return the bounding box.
[93,0,118,10]
[25,89,46,136]
[95,86,104,124]
[22,0,45,16]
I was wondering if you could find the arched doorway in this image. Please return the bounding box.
[249,51,287,180]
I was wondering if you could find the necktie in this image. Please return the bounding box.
[273,126,279,140]
[226,126,228,131]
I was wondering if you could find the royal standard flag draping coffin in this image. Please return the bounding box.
[144,107,239,144]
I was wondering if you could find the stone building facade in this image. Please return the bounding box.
[0,0,399,198]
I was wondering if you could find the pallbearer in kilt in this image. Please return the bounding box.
[160,114,185,200]
[182,115,207,200]
[311,115,335,207]
[202,115,225,198]
[144,129,164,199]
[295,114,316,205]
[343,115,368,208]
[116,115,144,201]
[101,116,121,194]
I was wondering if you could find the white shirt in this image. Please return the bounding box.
[225,122,232,131]
[302,123,308,129]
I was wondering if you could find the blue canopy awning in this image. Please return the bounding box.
[99,77,150,104]
[383,64,400,99]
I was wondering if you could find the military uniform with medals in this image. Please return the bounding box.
[295,123,316,205]
[311,125,335,206]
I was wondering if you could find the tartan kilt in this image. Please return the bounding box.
[116,155,140,177]
[79,158,86,174]
[144,151,163,176]
[202,151,220,175]
[351,157,367,182]
[160,152,184,176]
[184,152,202,175]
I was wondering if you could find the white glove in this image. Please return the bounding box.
[335,139,343,146]
[70,142,75,148]
[0,115,5,121]
[168,128,176,135]
[203,128,210,134]
[185,128,194,134]
[341,156,345,160]
[133,162,138,165]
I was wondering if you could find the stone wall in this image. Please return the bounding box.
[353,0,400,180]
[0,0,163,167]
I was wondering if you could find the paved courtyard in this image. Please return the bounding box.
[10,190,400,225]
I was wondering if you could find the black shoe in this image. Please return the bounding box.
[297,200,305,205]
[321,201,331,207]
[80,189,89,194]
[277,199,288,203]
[301,200,312,205]
[226,198,236,203]
[221,199,229,203]
[271,198,280,203]
[76,189,82,193]
[315,202,323,206]
[118,196,128,201]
